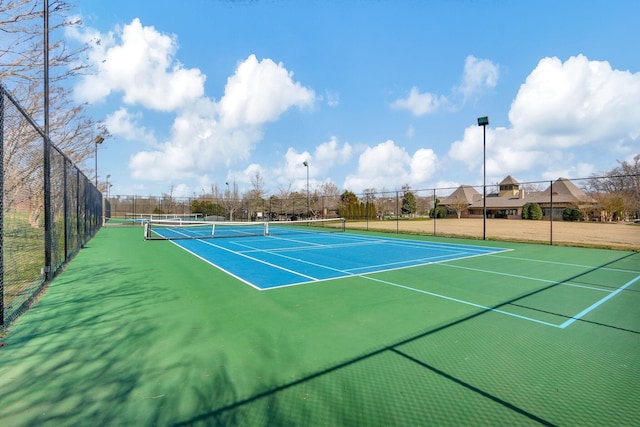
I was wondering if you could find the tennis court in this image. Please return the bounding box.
[155,221,510,289]
[0,225,638,426]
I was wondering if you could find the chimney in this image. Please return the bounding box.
[520,189,525,199]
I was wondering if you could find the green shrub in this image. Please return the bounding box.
[563,207,584,221]
[430,206,447,218]
[522,202,543,220]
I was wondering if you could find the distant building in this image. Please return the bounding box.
[439,176,595,220]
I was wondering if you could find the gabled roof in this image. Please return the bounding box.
[542,178,588,198]
[441,176,595,209]
[440,185,481,205]
[529,178,594,204]
[499,175,519,186]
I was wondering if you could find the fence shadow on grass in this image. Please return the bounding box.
[0,261,188,425]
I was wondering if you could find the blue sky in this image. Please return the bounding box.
[69,0,640,198]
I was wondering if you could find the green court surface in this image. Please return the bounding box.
[0,226,638,426]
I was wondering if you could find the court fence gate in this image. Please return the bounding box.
[1,84,103,328]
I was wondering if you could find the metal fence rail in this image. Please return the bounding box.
[1,85,103,327]
[106,172,639,251]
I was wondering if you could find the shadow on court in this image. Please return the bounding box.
[0,227,638,426]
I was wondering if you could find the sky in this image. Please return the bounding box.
[67,0,640,198]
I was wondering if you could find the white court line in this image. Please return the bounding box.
[231,239,382,253]
[559,274,640,328]
[488,254,640,274]
[333,232,507,253]
[230,239,469,277]
[174,234,633,329]
[230,236,508,278]
[195,239,319,282]
[361,275,562,328]
[437,263,613,293]
[166,240,263,290]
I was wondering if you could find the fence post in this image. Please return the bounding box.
[365,193,369,231]
[63,159,69,261]
[0,88,5,326]
[433,188,437,237]
[43,141,52,280]
[550,180,553,245]
[396,191,399,234]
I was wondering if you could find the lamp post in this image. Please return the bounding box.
[303,161,309,218]
[94,135,104,187]
[477,116,489,240]
[106,174,111,199]
[225,181,230,221]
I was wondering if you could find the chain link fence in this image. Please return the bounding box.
[1,85,103,327]
[107,173,639,250]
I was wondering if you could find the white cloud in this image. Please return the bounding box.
[171,183,191,198]
[406,125,416,139]
[448,54,640,181]
[324,90,340,107]
[410,148,438,183]
[74,18,205,111]
[126,54,316,182]
[390,87,447,116]
[276,137,353,190]
[344,140,437,192]
[104,108,157,145]
[219,54,315,128]
[509,54,640,147]
[314,136,353,165]
[455,55,499,100]
[391,55,499,116]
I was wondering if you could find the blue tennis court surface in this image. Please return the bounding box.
[168,232,509,290]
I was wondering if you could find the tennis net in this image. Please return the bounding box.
[126,213,202,224]
[144,218,346,240]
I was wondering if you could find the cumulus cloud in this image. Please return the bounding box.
[219,55,315,128]
[83,34,315,181]
[455,55,499,101]
[509,54,640,146]
[74,18,205,111]
[448,54,640,180]
[276,137,353,189]
[391,55,499,116]
[390,87,447,116]
[104,108,157,145]
[344,140,437,192]
[314,136,353,165]
[124,52,315,181]
[73,19,318,194]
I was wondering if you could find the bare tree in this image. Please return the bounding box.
[246,171,266,220]
[1,0,106,169]
[587,154,640,220]
[313,181,340,218]
[448,195,469,219]
[224,180,241,221]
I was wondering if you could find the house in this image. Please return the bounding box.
[440,176,595,220]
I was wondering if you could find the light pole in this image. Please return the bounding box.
[477,116,489,240]
[225,181,231,221]
[303,161,309,218]
[94,135,104,187]
[106,174,111,199]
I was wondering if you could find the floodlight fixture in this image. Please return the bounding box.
[477,116,489,126]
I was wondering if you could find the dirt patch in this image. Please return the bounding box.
[346,218,640,251]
